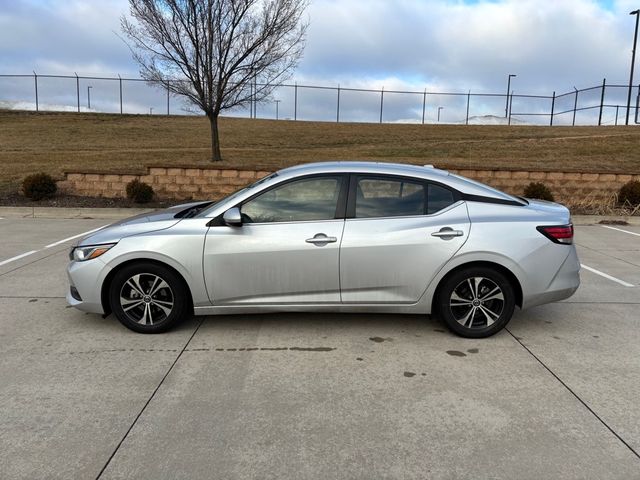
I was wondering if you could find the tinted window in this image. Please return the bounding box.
[242,177,341,223]
[355,178,425,218]
[427,184,456,214]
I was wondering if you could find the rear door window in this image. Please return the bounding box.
[355,178,426,218]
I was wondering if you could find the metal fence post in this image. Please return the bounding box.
[508,92,513,125]
[294,82,297,121]
[33,71,38,112]
[166,81,170,115]
[75,72,80,112]
[336,84,340,123]
[465,90,471,125]
[598,78,606,126]
[550,91,556,126]
[254,79,258,118]
[572,87,579,126]
[421,89,426,124]
[615,105,619,125]
[636,84,640,124]
[118,75,123,114]
[379,86,384,123]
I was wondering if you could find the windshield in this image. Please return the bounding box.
[196,172,279,217]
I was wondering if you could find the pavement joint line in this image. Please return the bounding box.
[601,225,640,237]
[44,225,107,249]
[0,247,66,277]
[0,225,107,266]
[561,301,640,305]
[576,242,640,270]
[506,328,640,461]
[580,264,635,287]
[95,317,205,480]
[0,295,65,299]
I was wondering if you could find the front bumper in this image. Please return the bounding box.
[66,258,112,314]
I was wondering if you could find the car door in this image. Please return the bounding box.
[203,175,347,305]
[339,175,470,303]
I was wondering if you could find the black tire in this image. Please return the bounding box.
[436,267,515,338]
[109,262,190,333]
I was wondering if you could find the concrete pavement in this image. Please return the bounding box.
[0,215,639,479]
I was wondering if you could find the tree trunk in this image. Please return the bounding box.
[208,114,222,162]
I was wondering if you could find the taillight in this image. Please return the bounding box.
[536,224,574,244]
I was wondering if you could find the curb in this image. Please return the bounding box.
[0,206,155,219]
[572,215,640,226]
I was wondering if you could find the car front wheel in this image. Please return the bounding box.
[436,267,515,338]
[109,262,189,333]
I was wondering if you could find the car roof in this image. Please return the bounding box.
[276,161,522,203]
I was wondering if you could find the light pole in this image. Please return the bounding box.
[505,74,516,117]
[87,85,92,109]
[275,99,281,120]
[437,106,444,122]
[626,10,640,125]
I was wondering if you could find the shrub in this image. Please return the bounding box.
[126,179,154,203]
[22,173,57,201]
[523,182,554,202]
[618,180,640,206]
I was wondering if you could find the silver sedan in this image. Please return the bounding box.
[67,162,580,338]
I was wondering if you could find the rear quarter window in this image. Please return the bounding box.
[427,184,456,214]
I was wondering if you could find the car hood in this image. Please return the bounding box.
[76,201,209,246]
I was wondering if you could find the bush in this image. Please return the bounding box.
[619,180,640,206]
[22,173,57,201]
[126,179,154,203]
[523,182,554,202]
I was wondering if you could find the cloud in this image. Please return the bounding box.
[299,0,635,92]
[1,0,638,123]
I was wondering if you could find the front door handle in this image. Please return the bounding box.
[306,233,337,246]
[431,227,464,238]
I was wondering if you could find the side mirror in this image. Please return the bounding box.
[223,207,242,226]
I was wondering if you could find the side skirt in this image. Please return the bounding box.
[194,303,428,316]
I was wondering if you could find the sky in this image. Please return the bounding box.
[1,0,639,124]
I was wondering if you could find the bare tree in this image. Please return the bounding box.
[122,0,309,161]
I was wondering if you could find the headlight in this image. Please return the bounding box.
[71,244,116,262]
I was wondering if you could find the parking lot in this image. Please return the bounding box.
[1,209,639,479]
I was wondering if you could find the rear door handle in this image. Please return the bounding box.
[431,228,464,238]
[306,233,337,245]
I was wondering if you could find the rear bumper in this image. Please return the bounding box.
[522,246,580,309]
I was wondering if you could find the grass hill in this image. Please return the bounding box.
[1,110,639,194]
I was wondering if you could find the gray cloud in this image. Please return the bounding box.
[0,0,638,123]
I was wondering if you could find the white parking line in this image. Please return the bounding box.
[0,250,39,267]
[0,226,106,267]
[581,264,635,287]
[44,226,106,248]
[601,225,640,237]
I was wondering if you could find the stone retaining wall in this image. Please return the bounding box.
[57,166,640,205]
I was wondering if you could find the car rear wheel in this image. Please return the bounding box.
[109,262,189,333]
[436,267,515,338]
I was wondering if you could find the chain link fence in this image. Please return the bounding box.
[1,73,639,126]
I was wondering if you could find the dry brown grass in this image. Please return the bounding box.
[1,109,639,194]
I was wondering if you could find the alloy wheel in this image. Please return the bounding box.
[119,273,174,325]
[449,276,505,329]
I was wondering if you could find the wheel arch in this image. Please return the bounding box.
[431,260,523,313]
[101,258,195,316]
